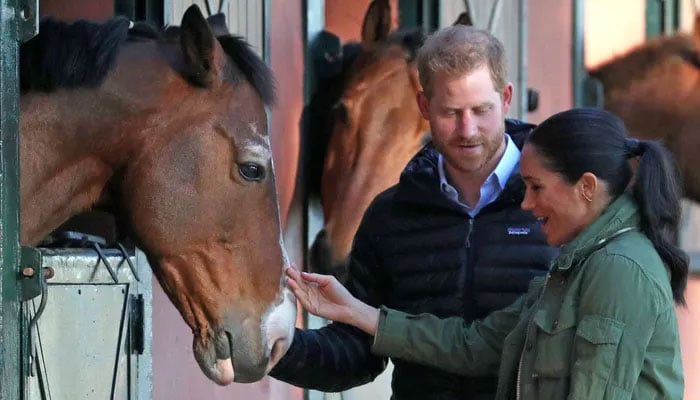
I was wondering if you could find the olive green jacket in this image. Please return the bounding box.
[372,194,683,399]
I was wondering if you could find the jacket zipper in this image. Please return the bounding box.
[465,218,474,247]
[462,218,475,322]
[516,273,550,400]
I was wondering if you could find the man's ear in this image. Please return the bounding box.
[501,82,514,114]
[416,91,430,120]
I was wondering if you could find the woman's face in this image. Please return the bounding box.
[520,144,598,247]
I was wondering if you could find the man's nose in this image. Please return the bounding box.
[458,112,478,137]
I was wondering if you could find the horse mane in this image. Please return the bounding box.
[217,35,276,106]
[19,16,275,106]
[20,17,131,93]
[589,34,696,90]
[305,41,362,197]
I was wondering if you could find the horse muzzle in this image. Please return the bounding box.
[193,286,296,384]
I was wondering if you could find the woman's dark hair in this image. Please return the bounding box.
[526,108,688,304]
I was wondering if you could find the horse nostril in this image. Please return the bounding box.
[226,330,234,359]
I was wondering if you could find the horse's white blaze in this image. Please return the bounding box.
[239,141,270,165]
[262,283,296,372]
[248,122,259,136]
[259,165,295,371]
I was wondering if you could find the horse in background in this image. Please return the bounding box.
[588,13,700,203]
[20,5,294,384]
[307,0,428,280]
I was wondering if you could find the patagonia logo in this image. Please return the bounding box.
[507,227,530,236]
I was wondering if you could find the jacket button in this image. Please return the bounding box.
[526,342,533,351]
[552,320,559,329]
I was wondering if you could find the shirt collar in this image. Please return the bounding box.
[493,133,520,190]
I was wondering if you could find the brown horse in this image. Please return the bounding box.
[588,14,700,202]
[19,5,295,384]
[308,0,428,279]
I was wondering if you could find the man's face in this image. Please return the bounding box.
[418,64,512,178]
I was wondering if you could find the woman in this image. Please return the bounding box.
[287,108,688,399]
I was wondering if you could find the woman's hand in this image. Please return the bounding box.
[285,268,380,335]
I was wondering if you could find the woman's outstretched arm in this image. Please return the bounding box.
[286,268,381,334]
[286,267,533,377]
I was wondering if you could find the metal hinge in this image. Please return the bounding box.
[130,294,145,355]
[16,0,38,42]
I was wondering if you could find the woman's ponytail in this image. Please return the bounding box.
[632,140,688,305]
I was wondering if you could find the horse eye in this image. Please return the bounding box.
[238,163,265,182]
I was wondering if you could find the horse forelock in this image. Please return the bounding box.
[590,34,696,91]
[344,30,423,89]
[358,29,425,65]
[385,29,425,62]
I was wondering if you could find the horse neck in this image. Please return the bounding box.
[19,88,139,245]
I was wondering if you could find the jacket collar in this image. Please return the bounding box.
[395,120,534,210]
[554,193,639,271]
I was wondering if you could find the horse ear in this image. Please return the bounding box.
[361,0,391,47]
[180,5,226,87]
[453,11,473,26]
[207,13,230,37]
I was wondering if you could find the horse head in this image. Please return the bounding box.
[309,0,429,281]
[588,12,700,202]
[19,5,295,384]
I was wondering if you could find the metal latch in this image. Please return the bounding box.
[19,246,53,377]
[19,245,47,302]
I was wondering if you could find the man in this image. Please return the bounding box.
[271,25,557,400]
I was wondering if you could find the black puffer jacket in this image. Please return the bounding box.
[271,120,558,399]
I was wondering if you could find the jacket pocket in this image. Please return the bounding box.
[575,315,623,369]
[532,306,577,378]
[573,315,626,399]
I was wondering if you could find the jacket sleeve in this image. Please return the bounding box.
[568,251,682,400]
[371,291,529,376]
[269,205,389,391]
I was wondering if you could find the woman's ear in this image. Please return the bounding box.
[579,172,599,203]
